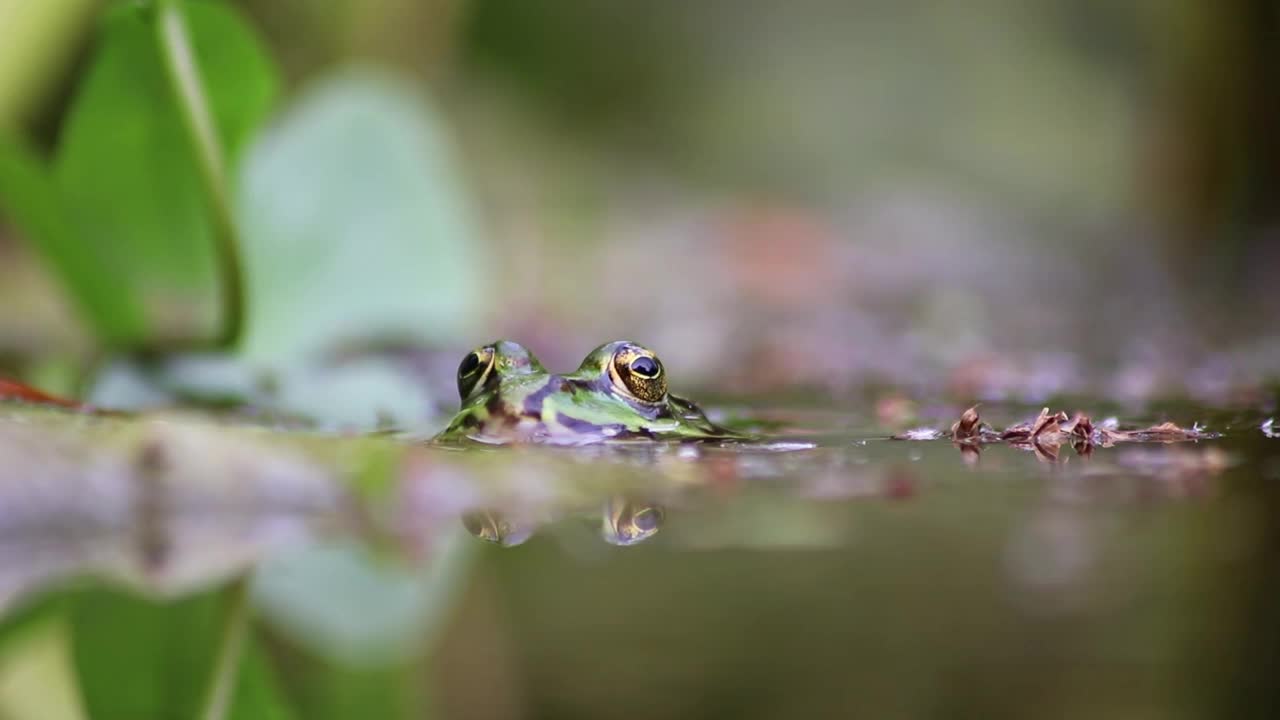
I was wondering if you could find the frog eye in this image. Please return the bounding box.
[609,345,667,403]
[457,346,496,401]
[458,352,481,376]
[630,506,662,532]
[602,497,664,546]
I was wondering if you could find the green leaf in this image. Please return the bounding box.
[0,135,144,341]
[252,531,477,666]
[0,0,98,129]
[51,0,277,347]
[70,588,293,720]
[0,613,85,720]
[262,646,428,720]
[236,69,487,363]
[0,593,68,653]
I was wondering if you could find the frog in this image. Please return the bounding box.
[461,495,665,547]
[434,340,741,445]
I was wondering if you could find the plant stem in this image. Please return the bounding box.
[199,576,252,720]
[154,0,245,349]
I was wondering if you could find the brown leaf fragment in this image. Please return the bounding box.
[1095,427,1128,446]
[953,440,982,465]
[1125,421,1211,442]
[950,405,983,441]
[0,378,85,410]
[1001,408,1068,441]
[1030,438,1060,463]
[1000,421,1033,441]
[1065,413,1093,441]
[1094,419,1214,445]
[1032,408,1069,438]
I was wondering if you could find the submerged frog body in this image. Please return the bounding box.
[436,340,738,444]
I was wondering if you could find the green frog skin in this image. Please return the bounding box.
[435,340,739,445]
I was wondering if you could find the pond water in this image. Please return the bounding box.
[426,404,1280,719]
[1,400,1278,718]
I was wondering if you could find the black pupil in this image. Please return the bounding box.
[630,356,659,378]
[633,508,660,531]
[459,352,481,377]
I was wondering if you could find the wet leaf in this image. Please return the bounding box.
[52,1,278,346]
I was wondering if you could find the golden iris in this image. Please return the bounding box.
[609,345,667,403]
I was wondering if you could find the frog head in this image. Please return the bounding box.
[436,339,740,444]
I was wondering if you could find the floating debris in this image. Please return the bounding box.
[1264,418,1278,439]
[1001,408,1069,442]
[893,405,1219,459]
[893,427,944,441]
[0,378,90,411]
[950,405,985,441]
[1108,421,1216,444]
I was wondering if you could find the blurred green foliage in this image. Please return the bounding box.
[52,0,276,346]
[0,0,97,130]
[236,69,483,364]
[72,588,291,719]
[2,1,278,348]
[0,0,485,716]
[0,137,120,338]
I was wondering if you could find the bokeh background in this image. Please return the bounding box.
[2,2,1280,719]
[3,0,1279,411]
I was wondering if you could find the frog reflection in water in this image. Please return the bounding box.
[436,340,740,445]
[463,497,665,547]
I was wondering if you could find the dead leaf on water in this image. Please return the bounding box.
[950,405,984,441]
[1001,408,1069,442]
